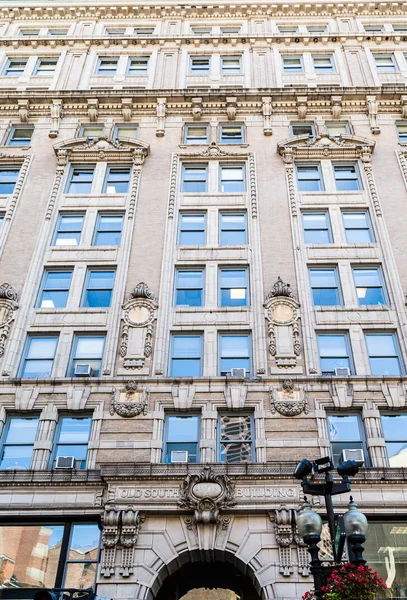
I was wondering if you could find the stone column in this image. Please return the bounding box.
[362,400,387,468]
[32,404,58,470]
[201,407,217,463]
[87,402,104,469]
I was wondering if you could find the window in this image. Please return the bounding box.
[219,164,245,192]
[365,521,407,589]
[296,165,322,192]
[163,415,199,463]
[53,214,84,246]
[170,334,202,377]
[33,58,58,75]
[20,336,58,378]
[179,214,206,245]
[396,122,407,142]
[302,212,332,244]
[220,213,247,245]
[6,125,33,146]
[307,25,327,33]
[52,416,92,469]
[327,415,365,466]
[219,334,251,375]
[191,27,212,35]
[66,167,94,194]
[221,56,242,74]
[326,122,350,138]
[105,27,126,36]
[93,214,123,246]
[48,28,68,36]
[103,166,131,193]
[278,26,299,34]
[0,168,20,194]
[382,414,407,467]
[291,122,315,138]
[114,124,138,140]
[352,267,386,305]
[182,164,208,193]
[134,28,155,35]
[82,270,115,308]
[0,522,100,591]
[3,58,27,76]
[37,270,72,309]
[312,55,335,72]
[221,26,241,34]
[184,124,209,144]
[20,29,40,36]
[0,417,39,470]
[342,211,374,243]
[393,24,407,32]
[364,24,383,32]
[219,268,248,306]
[374,54,397,72]
[365,333,403,375]
[79,124,104,140]
[219,414,253,462]
[317,333,353,375]
[175,270,204,307]
[127,56,149,74]
[220,123,244,144]
[0,215,4,230]
[190,56,210,73]
[282,56,303,72]
[96,57,119,75]
[333,164,362,191]
[68,335,105,377]
[309,268,341,306]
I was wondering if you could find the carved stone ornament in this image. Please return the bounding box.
[120,282,158,371]
[100,505,141,578]
[110,382,149,418]
[264,278,301,369]
[274,506,294,576]
[191,97,203,121]
[270,383,309,417]
[0,284,19,359]
[178,466,236,526]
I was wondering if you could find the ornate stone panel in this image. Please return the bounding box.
[270,379,308,416]
[0,284,18,359]
[119,283,158,374]
[110,380,149,418]
[264,277,301,369]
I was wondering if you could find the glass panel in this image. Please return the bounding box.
[167,416,199,441]
[292,124,314,136]
[59,418,91,443]
[68,523,100,559]
[370,357,401,376]
[220,214,246,244]
[318,334,348,357]
[310,269,340,305]
[220,269,247,306]
[75,337,105,358]
[58,216,83,231]
[0,525,64,588]
[8,127,33,146]
[385,442,407,467]
[171,359,201,377]
[366,334,397,356]
[364,522,407,593]
[0,170,19,194]
[328,415,361,441]
[6,418,38,444]
[179,214,205,245]
[165,442,197,463]
[331,441,364,467]
[55,444,88,467]
[382,414,407,441]
[297,166,322,191]
[182,167,207,193]
[326,122,348,137]
[0,445,34,470]
[221,335,249,357]
[115,125,138,138]
[220,415,252,463]
[40,271,72,308]
[221,125,243,143]
[64,561,97,588]
[172,336,201,358]
[185,126,208,142]
[27,337,57,359]
[22,360,54,378]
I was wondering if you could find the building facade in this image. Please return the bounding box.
[0,1,407,598]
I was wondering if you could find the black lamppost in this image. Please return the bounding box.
[294,456,369,598]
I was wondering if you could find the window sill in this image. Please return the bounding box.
[174,306,250,312]
[314,304,390,311]
[34,307,109,314]
[306,243,377,249]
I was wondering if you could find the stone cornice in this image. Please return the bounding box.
[2,1,407,20]
[278,132,375,161]
[0,86,406,119]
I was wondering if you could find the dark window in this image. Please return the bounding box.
[6,126,33,146]
[190,56,210,73]
[291,123,315,137]
[220,123,244,144]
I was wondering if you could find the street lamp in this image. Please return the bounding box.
[294,456,368,596]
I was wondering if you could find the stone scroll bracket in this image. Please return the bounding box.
[118,282,158,376]
[264,277,302,373]
[178,466,236,551]
[0,284,19,360]
[100,505,142,578]
[271,506,311,578]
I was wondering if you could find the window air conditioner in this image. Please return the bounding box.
[230,368,246,378]
[55,456,75,469]
[340,449,365,466]
[334,367,350,377]
[170,451,189,464]
[74,364,92,377]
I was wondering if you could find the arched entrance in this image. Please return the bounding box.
[155,556,262,600]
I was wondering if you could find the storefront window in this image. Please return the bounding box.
[365,522,407,598]
[0,522,100,592]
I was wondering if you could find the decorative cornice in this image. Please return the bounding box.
[278,133,375,161]
[53,135,149,163]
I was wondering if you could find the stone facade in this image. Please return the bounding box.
[1,1,407,599]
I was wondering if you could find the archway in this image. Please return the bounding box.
[154,555,262,600]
